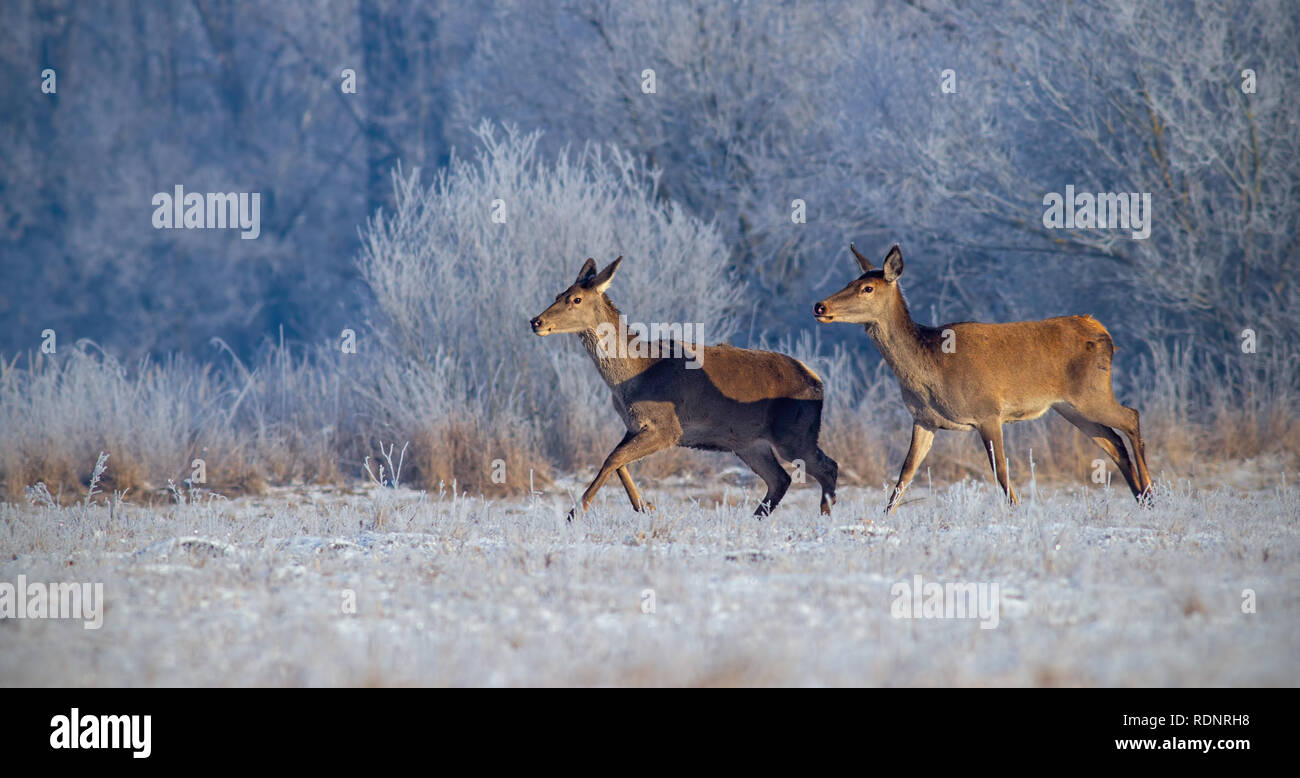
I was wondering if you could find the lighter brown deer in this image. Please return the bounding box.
[813,243,1152,512]
[532,256,838,518]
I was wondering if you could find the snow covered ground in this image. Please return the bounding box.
[1,475,1297,686]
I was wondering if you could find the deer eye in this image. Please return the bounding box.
[572,296,582,304]
[861,285,873,294]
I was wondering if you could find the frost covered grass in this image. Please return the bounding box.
[1,474,1296,687]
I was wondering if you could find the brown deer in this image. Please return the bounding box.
[813,243,1152,512]
[531,256,838,518]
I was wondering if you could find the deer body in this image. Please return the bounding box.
[876,315,1118,429]
[588,339,825,451]
[815,244,1152,512]
[534,257,838,517]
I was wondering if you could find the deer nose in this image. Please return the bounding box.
[813,302,828,317]
[530,317,543,331]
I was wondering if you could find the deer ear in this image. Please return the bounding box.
[882,245,903,282]
[589,255,623,294]
[575,257,598,285]
[850,242,875,273]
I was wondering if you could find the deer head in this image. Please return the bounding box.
[813,243,905,325]
[530,256,623,336]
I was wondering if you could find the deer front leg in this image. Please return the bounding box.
[978,422,1018,504]
[568,427,674,520]
[886,422,935,514]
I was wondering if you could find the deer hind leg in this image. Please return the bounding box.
[769,398,838,515]
[616,466,653,512]
[770,439,838,515]
[808,447,839,515]
[735,442,792,518]
[977,422,1019,505]
[573,427,674,519]
[887,422,935,514]
[1075,400,1153,502]
[1054,405,1141,498]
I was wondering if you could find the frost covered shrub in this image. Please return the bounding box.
[0,342,347,502]
[355,122,744,490]
[0,348,210,499]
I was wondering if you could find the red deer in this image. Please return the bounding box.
[531,256,838,518]
[813,243,1152,512]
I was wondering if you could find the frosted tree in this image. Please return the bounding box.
[854,0,1300,344]
[455,0,878,302]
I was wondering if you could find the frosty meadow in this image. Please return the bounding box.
[3,0,1297,693]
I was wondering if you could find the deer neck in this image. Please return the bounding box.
[576,300,657,389]
[865,294,937,393]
